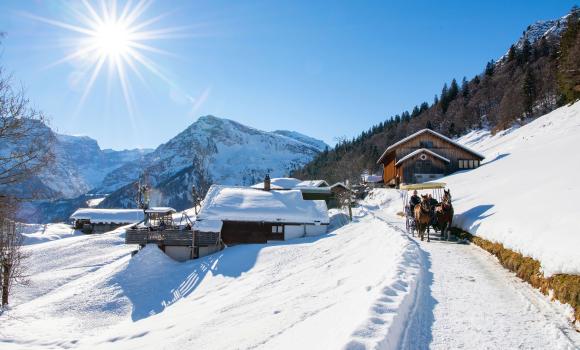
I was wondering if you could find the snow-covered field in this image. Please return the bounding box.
[1,201,423,349]
[444,101,580,276]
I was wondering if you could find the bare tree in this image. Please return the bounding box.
[0,34,54,307]
[0,67,54,188]
[0,218,27,308]
[191,137,214,198]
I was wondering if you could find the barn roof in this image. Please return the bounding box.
[376,128,485,164]
[198,185,329,224]
[395,148,451,166]
[70,208,145,224]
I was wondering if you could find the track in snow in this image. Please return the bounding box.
[372,210,580,350]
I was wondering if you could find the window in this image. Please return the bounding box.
[458,159,480,169]
[420,141,433,148]
[272,225,282,233]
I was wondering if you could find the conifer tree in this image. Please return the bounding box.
[485,60,495,76]
[522,69,536,116]
[461,77,470,97]
[449,78,459,100]
[521,39,532,63]
[507,45,517,62]
[558,6,580,103]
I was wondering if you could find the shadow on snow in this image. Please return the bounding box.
[112,232,336,321]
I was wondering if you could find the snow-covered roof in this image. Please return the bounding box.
[70,209,144,224]
[198,185,329,224]
[395,148,451,166]
[145,207,176,214]
[295,180,329,188]
[362,174,383,183]
[193,219,223,233]
[330,182,351,190]
[251,177,302,190]
[377,128,485,164]
[251,178,329,190]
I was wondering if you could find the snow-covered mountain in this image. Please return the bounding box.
[498,13,569,61]
[99,115,328,210]
[515,16,568,48]
[45,134,152,197]
[40,135,151,198]
[0,120,151,200]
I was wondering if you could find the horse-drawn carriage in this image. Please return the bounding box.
[400,182,453,242]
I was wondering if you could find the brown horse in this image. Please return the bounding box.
[414,195,432,242]
[435,189,454,240]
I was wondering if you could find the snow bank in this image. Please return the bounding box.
[19,223,82,245]
[445,101,580,276]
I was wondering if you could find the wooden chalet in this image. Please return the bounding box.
[377,128,485,186]
[194,184,330,245]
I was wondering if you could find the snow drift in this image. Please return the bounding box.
[444,101,580,276]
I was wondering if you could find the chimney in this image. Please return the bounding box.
[264,174,271,191]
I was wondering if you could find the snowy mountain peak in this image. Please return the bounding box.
[98,115,327,210]
[515,15,568,48]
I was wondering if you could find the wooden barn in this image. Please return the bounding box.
[194,185,329,245]
[377,128,485,186]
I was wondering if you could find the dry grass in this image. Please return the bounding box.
[450,227,580,322]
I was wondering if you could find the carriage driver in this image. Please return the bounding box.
[409,190,421,212]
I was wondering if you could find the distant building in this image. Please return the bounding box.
[70,208,145,234]
[194,185,329,245]
[376,129,485,185]
[250,177,349,208]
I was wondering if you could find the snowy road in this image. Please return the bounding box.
[372,208,580,350]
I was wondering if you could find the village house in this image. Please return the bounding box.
[70,208,145,234]
[377,128,485,186]
[194,184,330,245]
[251,177,350,208]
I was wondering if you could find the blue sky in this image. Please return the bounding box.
[0,0,576,150]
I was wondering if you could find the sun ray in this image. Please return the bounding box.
[20,12,96,36]
[24,0,191,115]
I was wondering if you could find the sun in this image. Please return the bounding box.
[25,0,185,114]
[92,21,132,58]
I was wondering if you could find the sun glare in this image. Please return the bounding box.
[25,0,185,115]
[93,21,131,58]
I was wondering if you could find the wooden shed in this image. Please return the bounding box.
[377,129,484,185]
[70,208,145,234]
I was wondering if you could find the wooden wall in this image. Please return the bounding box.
[221,221,283,244]
[395,133,482,172]
[398,152,448,184]
[382,153,396,184]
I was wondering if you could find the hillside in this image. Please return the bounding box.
[97,115,328,211]
[1,209,421,349]
[443,100,580,276]
[293,8,580,183]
